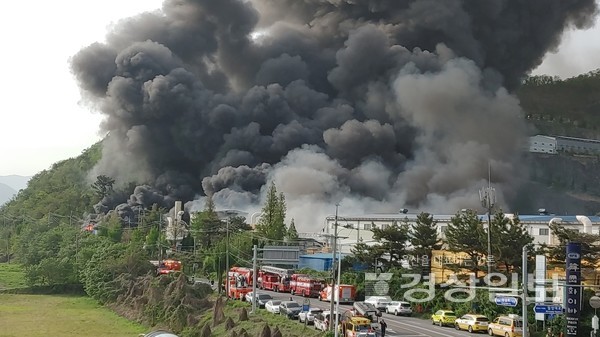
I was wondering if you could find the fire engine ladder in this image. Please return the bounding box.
[260,265,294,276]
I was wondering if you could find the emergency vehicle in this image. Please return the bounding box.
[339,316,376,337]
[257,266,293,292]
[319,284,357,303]
[226,266,254,300]
[289,274,325,297]
[351,302,382,333]
[150,259,182,275]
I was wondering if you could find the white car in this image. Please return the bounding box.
[298,308,323,324]
[244,292,273,308]
[364,296,392,311]
[265,300,282,314]
[385,301,412,316]
[313,310,342,331]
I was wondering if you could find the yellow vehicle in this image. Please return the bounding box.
[340,316,376,337]
[431,310,457,327]
[454,314,490,333]
[488,314,523,337]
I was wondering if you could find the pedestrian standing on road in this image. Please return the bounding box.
[380,319,387,337]
[290,296,293,301]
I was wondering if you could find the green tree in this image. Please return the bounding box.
[491,212,534,273]
[286,219,299,241]
[190,194,222,251]
[409,212,442,270]
[546,222,600,268]
[371,223,410,270]
[348,222,410,271]
[445,210,486,277]
[98,212,123,243]
[91,175,115,199]
[256,182,286,240]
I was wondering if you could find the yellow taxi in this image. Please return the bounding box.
[431,310,457,327]
[454,314,490,333]
[488,314,523,337]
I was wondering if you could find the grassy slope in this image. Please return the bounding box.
[0,294,146,337]
[0,263,27,290]
[207,300,326,337]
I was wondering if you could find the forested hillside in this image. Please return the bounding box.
[518,69,600,138]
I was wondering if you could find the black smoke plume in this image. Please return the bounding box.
[71,0,598,228]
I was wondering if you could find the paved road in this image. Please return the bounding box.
[248,289,478,337]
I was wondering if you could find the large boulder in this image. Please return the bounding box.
[225,317,236,330]
[239,307,249,321]
[258,323,271,337]
[212,297,226,327]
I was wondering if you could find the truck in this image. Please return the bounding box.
[289,274,326,298]
[150,259,182,275]
[226,266,254,300]
[230,266,253,287]
[257,266,293,292]
[351,302,382,333]
[339,316,376,337]
[319,284,357,303]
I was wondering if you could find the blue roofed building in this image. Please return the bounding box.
[299,252,350,271]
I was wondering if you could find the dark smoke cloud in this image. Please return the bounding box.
[71,0,598,230]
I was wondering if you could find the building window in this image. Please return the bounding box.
[539,228,549,236]
[440,226,447,233]
[381,223,389,230]
[365,223,373,230]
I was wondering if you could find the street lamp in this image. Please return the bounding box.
[479,175,496,276]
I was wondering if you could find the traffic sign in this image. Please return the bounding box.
[534,304,563,314]
[495,296,518,307]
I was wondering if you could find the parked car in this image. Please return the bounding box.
[314,310,342,331]
[299,308,323,324]
[244,292,273,308]
[364,296,392,311]
[431,310,457,327]
[488,314,523,337]
[454,314,490,333]
[279,301,302,319]
[265,300,282,314]
[385,301,412,316]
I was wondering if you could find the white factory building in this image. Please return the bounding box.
[529,134,600,155]
[321,212,600,254]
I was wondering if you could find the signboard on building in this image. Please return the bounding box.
[535,255,546,321]
[565,242,581,336]
[260,246,300,267]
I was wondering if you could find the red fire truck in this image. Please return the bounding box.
[150,259,182,275]
[229,266,254,287]
[289,274,326,298]
[227,266,254,300]
[257,266,293,292]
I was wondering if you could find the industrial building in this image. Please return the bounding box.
[529,134,600,155]
[322,212,600,254]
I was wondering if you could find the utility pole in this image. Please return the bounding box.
[522,245,528,337]
[334,246,342,337]
[329,204,339,332]
[225,218,230,300]
[251,244,257,314]
[479,164,496,276]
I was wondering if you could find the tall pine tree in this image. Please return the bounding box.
[256,183,287,240]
